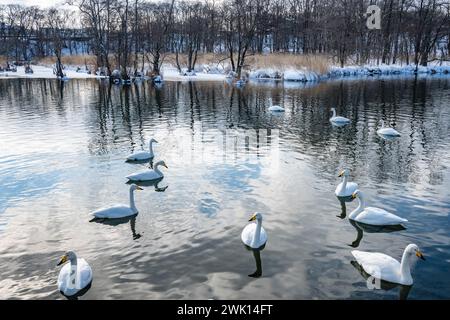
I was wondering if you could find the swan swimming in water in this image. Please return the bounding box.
[335,169,358,197]
[268,98,285,112]
[126,160,168,182]
[241,212,268,249]
[126,138,158,161]
[377,120,401,137]
[330,108,350,125]
[349,190,408,226]
[90,184,143,219]
[352,244,425,285]
[57,251,93,297]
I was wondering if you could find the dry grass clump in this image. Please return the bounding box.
[37,55,97,67]
[247,53,331,74]
[0,55,7,65]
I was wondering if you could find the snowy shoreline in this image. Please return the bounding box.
[2,63,450,82]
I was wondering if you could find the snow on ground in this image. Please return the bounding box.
[161,65,227,81]
[0,65,103,79]
[2,62,450,83]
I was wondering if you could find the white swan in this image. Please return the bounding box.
[350,190,408,225]
[90,184,143,219]
[241,212,267,249]
[330,107,350,125]
[268,98,285,112]
[352,244,425,285]
[126,138,158,161]
[126,160,168,182]
[57,251,93,297]
[335,169,358,197]
[377,120,401,137]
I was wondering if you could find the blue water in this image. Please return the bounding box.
[0,78,449,299]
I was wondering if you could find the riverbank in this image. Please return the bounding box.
[2,61,450,82]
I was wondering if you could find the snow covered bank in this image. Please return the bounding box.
[0,65,104,80]
[2,62,450,83]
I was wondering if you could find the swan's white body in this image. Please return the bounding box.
[350,190,407,225]
[377,120,401,136]
[335,170,358,197]
[268,98,285,112]
[57,253,93,297]
[330,108,350,124]
[241,213,267,249]
[91,185,142,219]
[126,160,167,182]
[352,244,425,285]
[126,139,157,161]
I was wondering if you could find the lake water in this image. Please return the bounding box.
[0,77,449,299]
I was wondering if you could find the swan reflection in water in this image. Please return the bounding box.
[336,195,354,219]
[90,213,142,240]
[351,260,412,300]
[126,176,168,192]
[243,243,265,278]
[348,220,405,248]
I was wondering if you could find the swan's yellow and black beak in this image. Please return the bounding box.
[248,214,257,222]
[136,186,144,191]
[416,250,426,260]
[164,164,168,169]
[57,255,68,266]
[338,170,345,177]
[351,192,357,200]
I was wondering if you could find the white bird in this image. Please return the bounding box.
[241,212,268,249]
[377,120,401,137]
[126,138,158,161]
[90,184,143,219]
[268,98,285,112]
[335,169,358,197]
[330,107,350,125]
[352,244,425,285]
[126,160,168,182]
[349,190,408,225]
[57,251,93,297]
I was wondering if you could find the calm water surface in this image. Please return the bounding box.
[0,77,449,299]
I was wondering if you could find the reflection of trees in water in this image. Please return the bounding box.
[3,78,446,186]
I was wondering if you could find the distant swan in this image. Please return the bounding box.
[350,190,408,225]
[268,98,285,112]
[330,108,350,125]
[126,138,158,161]
[241,212,267,249]
[90,184,143,219]
[352,244,425,285]
[335,169,358,197]
[126,160,168,182]
[377,120,401,137]
[57,251,93,297]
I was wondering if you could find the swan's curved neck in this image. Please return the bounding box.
[129,188,137,212]
[69,256,78,286]
[349,194,365,219]
[400,249,413,282]
[154,162,164,174]
[332,108,336,117]
[251,219,262,247]
[341,174,348,189]
[149,140,155,152]
[380,120,385,128]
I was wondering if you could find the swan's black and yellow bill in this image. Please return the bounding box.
[248,213,257,222]
[57,254,68,266]
[351,191,357,199]
[416,250,426,260]
[163,164,169,168]
[136,186,144,191]
[338,170,345,177]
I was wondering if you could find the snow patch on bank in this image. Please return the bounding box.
[0,65,104,79]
